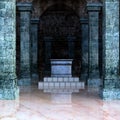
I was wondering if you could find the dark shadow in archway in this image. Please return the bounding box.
[38,3,82,80]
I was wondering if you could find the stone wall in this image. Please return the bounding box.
[0,0,19,99]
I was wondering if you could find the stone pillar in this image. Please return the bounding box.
[102,0,120,100]
[31,18,39,84]
[80,18,89,84]
[17,3,32,85]
[0,0,19,99]
[67,36,75,59]
[87,3,102,89]
[44,37,52,76]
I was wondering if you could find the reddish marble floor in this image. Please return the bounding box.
[0,86,120,120]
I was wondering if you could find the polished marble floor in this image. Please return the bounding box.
[0,85,120,120]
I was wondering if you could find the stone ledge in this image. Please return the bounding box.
[44,77,79,82]
[38,81,85,90]
[87,3,102,11]
[43,89,79,93]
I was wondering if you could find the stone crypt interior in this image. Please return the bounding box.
[16,0,102,87]
[0,0,120,120]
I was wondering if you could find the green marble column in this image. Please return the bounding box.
[17,3,32,85]
[87,3,102,89]
[102,0,120,100]
[80,18,89,85]
[0,0,19,99]
[31,18,39,84]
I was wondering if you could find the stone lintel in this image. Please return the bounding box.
[31,18,39,24]
[87,3,102,11]
[80,18,88,24]
[17,2,32,12]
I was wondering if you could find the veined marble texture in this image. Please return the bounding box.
[0,86,120,120]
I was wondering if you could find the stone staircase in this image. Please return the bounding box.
[38,77,84,93]
[38,59,85,94]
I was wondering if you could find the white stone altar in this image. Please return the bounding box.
[51,59,72,77]
[38,59,85,103]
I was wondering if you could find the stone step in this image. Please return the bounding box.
[44,77,79,82]
[38,81,85,90]
[43,89,80,93]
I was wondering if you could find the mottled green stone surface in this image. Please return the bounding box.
[0,0,19,99]
[80,18,89,84]
[87,3,102,88]
[17,3,32,86]
[102,0,120,100]
[102,88,120,100]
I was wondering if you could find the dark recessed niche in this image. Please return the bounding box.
[39,4,81,37]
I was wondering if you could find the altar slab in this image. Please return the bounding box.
[51,59,73,77]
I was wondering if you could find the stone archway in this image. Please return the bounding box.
[16,0,120,100]
[0,0,119,100]
[38,3,82,78]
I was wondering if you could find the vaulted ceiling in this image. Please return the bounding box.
[16,0,102,18]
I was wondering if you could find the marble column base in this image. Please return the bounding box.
[51,93,72,104]
[18,78,31,86]
[102,88,120,100]
[87,78,101,91]
[32,73,39,84]
[0,87,19,100]
[80,73,88,84]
